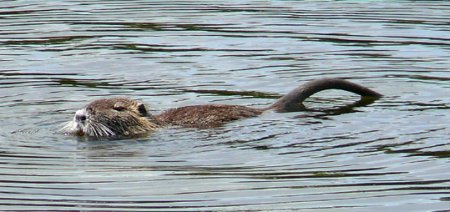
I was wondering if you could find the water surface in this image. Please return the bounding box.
[1,1,449,211]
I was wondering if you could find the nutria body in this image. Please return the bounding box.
[62,78,382,137]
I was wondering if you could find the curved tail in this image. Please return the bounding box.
[268,78,382,112]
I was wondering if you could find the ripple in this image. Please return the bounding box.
[0,0,449,211]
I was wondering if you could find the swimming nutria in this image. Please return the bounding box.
[62,78,382,137]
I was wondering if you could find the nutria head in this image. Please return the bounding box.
[62,98,159,137]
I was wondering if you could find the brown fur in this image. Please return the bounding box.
[156,105,263,128]
[62,97,158,137]
[63,78,382,137]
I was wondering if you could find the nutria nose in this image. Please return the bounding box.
[75,109,87,122]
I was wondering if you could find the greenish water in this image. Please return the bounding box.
[0,1,449,211]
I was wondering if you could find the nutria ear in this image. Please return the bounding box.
[137,102,148,116]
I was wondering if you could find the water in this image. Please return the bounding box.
[1,0,449,211]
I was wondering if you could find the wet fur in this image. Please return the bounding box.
[62,98,158,137]
[63,78,382,137]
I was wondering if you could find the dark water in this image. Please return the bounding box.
[1,1,449,211]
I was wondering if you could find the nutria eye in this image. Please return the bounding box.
[137,103,147,116]
[114,106,125,111]
[113,103,126,111]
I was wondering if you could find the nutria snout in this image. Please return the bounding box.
[62,78,382,137]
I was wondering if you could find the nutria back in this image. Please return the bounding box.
[155,104,263,128]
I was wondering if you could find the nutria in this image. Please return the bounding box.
[62,78,382,137]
